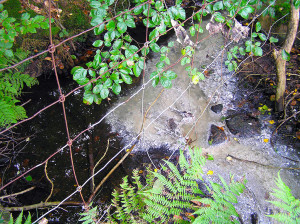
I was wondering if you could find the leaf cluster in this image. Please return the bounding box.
[72,0,190,105]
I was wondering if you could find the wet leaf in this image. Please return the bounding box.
[25,175,32,182]
[207,170,214,175]
[281,49,290,61]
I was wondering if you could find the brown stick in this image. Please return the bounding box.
[0,187,35,200]
[0,201,82,212]
[87,143,136,204]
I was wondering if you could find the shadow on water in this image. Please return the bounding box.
[1,74,146,223]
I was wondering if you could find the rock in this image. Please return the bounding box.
[211,104,223,114]
[208,124,227,145]
[226,114,261,137]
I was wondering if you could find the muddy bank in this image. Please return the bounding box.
[105,20,300,223]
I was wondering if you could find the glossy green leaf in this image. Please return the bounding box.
[255,22,261,32]
[133,63,142,77]
[214,15,225,23]
[238,5,254,19]
[125,19,135,28]
[91,16,103,26]
[89,70,96,78]
[149,28,159,42]
[121,73,132,84]
[100,87,109,99]
[160,76,172,88]
[269,36,278,43]
[94,94,102,104]
[176,6,186,20]
[239,47,246,56]
[281,49,290,61]
[156,61,165,69]
[213,1,224,10]
[155,1,164,11]
[134,5,143,15]
[73,68,87,80]
[112,83,121,95]
[181,57,190,65]
[93,84,101,94]
[150,42,160,52]
[83,92,94,105]
[258,33,267,41]
[117,21,127,33]
[168,41,174,48]
[150,71,159,87]
[254,46,262,56]
[93,40,103,47]
[189,26,196,37]
[164,70,177,80]
[25,175,32,182]
[94,24,105,35]
[90,1,101,8]
[107,20,115,31]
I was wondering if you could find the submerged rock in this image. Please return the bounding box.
[226,113,261,137]
[208,124,227,145]
[211,104,223,114]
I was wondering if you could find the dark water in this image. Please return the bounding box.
[1,75,133,223]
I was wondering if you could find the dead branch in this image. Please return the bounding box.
[0,187,35,200]
[0,201,82,212]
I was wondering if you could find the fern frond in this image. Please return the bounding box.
[266,172,300,223]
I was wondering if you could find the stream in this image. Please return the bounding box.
[1,19,299,224]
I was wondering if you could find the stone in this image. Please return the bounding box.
[226,114,261,137]
[208,124,227,145]
[211,104,223,114]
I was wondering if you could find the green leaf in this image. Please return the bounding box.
[258,33,267,41]
[254,46,262,56]
[100,87,109,99]
[239,47,246,56]
[123,34,132,42]
[121,73,132,84]
[112,83,121,95]
[89,70,96,78]
[73,68,87,80]
[94,24,105,35]
[149,28,159,42]
[238,5,254,19]
[117,21,127,33]
[163,70,177,80]
[189,26,196,37]
[133,63,142,77]
[4,49,13,58]
[160,76,172,88]
[294,0,300,8]
[125,19,135,28]
[155,1,164,11]
[93,40,103,47]
[91,16,103,26]
[134,5,143,15]
[83,92,94,105]
[150,71,159,87]
[181,57,190,65]
[168,41,174,48]
[25,175,32,182]
[281,49,290,61]
[21,13,30,20]
[150,43,160,52]
[156,61,165,69]
[107,20,116,31]
[269,36,278,43]
[93,84,101,94]
[255,22,261,32]
[213,1,224,10]
[90,1,101,8]
[176,6,186,20]
[214,14,225,23]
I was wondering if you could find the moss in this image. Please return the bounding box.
[3,0,22,19]
[61,6,89,30]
